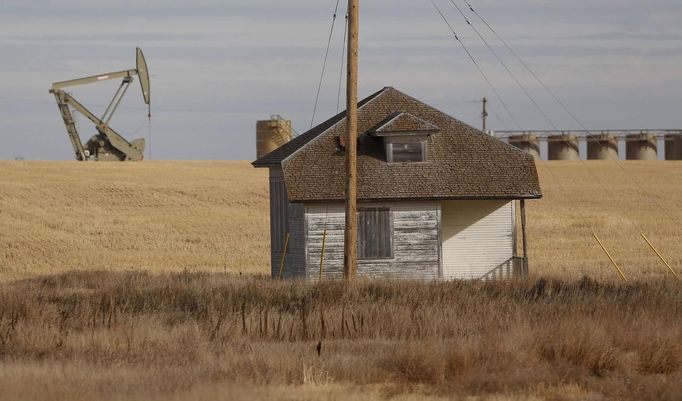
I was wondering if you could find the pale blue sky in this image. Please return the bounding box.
[1,0,681,160]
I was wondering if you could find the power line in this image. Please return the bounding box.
[429,0,523,130]
[462,0,681,228]
[463,0,587,132]
[311,0,342,129]
[447,0,559,131]
[433,0,662,237]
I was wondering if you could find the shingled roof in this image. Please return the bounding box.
[369,112,440,136]
[252,87,387,167]
[252,87,542,202]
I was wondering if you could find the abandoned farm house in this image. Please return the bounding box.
[252,87,542,280]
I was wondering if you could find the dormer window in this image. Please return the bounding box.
[365,111,439,165]
[387,138,427,163]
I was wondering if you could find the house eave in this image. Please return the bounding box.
[252,160,280,168]
[368,130,439,138]
[287,194,543,204]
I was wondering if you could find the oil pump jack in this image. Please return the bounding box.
[49,48,150,161]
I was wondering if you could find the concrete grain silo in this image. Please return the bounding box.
[586,134,618,160]
[625,133,658,160]
[256,116,292,159]
[665,134,682,160]
[508,134,540,159]
[547,134,580,160]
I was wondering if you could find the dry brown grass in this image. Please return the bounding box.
[0,272,680,400]
[0,160,681,281]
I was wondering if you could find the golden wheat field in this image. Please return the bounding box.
[0,161,269,279]
[0,160,681,281]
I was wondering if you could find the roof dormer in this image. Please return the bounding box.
[367,112,440,163]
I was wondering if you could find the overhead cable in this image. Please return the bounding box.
[429,0,522,130]
[440,0,648,230]
[448,0,559,130]
[463,0,587,132]
[311,0,342,129]
[463,0,681,227]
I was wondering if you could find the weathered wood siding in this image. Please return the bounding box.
[306,202,440,280]
[283,202,306,278]
[441,200,514,279]
[268,169,286,277]
[268,168,305,278]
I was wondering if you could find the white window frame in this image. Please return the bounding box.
[385,136,428,164]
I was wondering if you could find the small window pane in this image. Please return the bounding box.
[392,141,424,162]
[357,207,392,259]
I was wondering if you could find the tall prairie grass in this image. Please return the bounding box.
[0,272,680,400]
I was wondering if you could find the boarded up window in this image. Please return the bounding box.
[358,207,392,259]
[390,140,425,163]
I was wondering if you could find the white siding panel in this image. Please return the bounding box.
[441,201,513,280]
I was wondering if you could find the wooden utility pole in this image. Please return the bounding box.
[343,0,359,280]
[481,97,488,132]
[520,199,528,278]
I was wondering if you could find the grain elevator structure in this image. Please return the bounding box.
[256,116,293,159]
[507,134,540,159]
[496,129,681,161]
[665,135,682,160]
[625,133,658,161]
[586,134,619,160]
[547,134,579,160]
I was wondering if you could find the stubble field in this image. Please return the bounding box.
[1,160,681,281]
[0,161,269,279]
[0,160,681,401]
